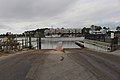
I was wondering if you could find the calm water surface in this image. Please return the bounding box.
[41,37,84,49]
[2,37,84,49]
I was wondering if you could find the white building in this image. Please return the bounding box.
[44,28,82,37]
[89,29,107,34]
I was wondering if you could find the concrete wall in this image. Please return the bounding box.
[84,39,111,52]
[76,39,112,52]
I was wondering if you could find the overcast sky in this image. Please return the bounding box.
[0,0,120,34]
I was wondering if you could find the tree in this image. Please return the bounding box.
[90,25,102,31]
[103,27,110,31]
[82,27,87,34]
[82,27,90,34]
[90,25,95,30]
[103,27,107,30]
[95,26,102,31]
[116,26,120,31]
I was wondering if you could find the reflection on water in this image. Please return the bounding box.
[41,37,84,49]
[14,37,84,49]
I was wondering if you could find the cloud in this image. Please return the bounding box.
[0,0,76,21]
[0,23,12,34]
[51,0,120,25]
[0,23,11,29]
[0,0,120,33]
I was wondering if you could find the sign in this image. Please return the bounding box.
[111,33,114,39]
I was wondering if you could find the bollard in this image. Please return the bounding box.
[62,47,65,52]
[54,48,57,51]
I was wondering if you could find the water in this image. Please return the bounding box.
[41,37,84,49]
[1,37,84,49]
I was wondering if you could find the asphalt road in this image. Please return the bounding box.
[0,49,120,80]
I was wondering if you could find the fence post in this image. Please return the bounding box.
[25,33,27,48]
[25,38,27,48]
[22,39,24,49]
[37,38,39,49]
[27,37,28,47]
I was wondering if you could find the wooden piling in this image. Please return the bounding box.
[38,32,41,49]
[29,32,32,49]
[22,39,24,49]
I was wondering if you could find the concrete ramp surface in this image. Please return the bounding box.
[0,49,120,80]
